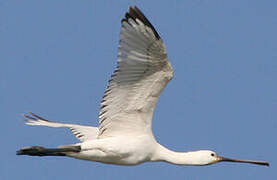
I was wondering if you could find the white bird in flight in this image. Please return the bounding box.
[17,6,269,167]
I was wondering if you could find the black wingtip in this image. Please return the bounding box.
[29,112,48,121]
[23,112,50,122]
[122,6,160,40]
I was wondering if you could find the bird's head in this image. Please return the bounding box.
[188,150,219,165]
[193,150,269,166]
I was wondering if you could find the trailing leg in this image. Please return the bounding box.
[16,145,81,157]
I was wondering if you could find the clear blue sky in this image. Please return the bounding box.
[1,0,276,179]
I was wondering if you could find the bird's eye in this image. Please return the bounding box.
[211,153,215,157]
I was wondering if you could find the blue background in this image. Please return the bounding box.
[1,0,276,179]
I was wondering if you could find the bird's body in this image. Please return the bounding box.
[17,6,269,167]
[71,135,156,165]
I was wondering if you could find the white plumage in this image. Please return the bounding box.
[17,6,268,167]
[25,114,98,142]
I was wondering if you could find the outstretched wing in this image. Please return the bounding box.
[98,6,173,138]
[24,113,98,142]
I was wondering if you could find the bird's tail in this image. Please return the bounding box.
[16,145,81,157]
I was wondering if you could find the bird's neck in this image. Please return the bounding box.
[151,144,204,166]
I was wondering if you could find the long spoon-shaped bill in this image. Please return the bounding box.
[218,156,269,166]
